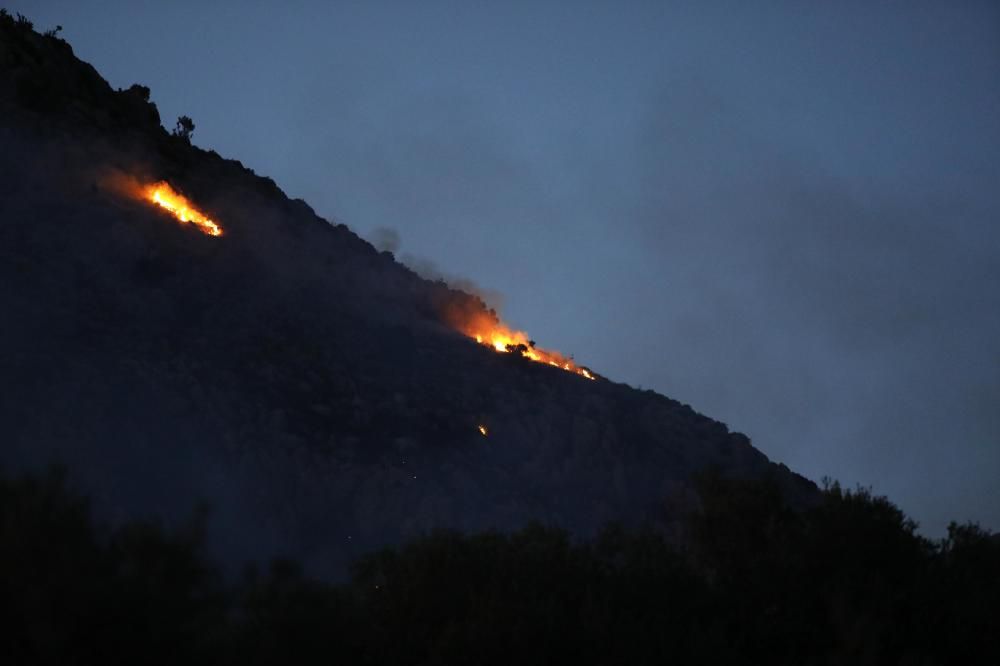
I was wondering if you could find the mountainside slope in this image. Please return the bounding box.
[0,16,814,574]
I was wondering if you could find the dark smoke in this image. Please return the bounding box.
[370,226,400,254]
[367,226,505,312]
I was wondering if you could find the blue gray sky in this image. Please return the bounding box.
[11,1,999,535]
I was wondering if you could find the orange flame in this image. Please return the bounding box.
[453,309,596,380]
[144,181,222,237]
[478,424,488,436]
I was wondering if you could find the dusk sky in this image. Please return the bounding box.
[11,1,998,535]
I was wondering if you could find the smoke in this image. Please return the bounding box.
[370,226,400,254]
[367,226,505,312]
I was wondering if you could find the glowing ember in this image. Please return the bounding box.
[478,424,488,436]
[450,308,596,380]
[145,181,222,237]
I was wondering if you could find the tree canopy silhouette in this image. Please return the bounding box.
[172,115,195,141]
[2,466,997,664]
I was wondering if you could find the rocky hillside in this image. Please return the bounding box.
[0,14,815,575]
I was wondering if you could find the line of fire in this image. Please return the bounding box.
[126,177,595,380]
[144,181,222,237]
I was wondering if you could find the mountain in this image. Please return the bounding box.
[0,14,815,575]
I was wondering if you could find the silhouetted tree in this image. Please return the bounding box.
[173,115,195,142]
[2,466,998,664]
[0,467,226,663]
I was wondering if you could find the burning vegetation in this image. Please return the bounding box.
[102,171,223,237]
[144,181,222,236]
[449,308,596,380]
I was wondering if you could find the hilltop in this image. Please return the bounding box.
[0,12,814,574]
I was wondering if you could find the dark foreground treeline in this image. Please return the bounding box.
[1,468,997,665]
